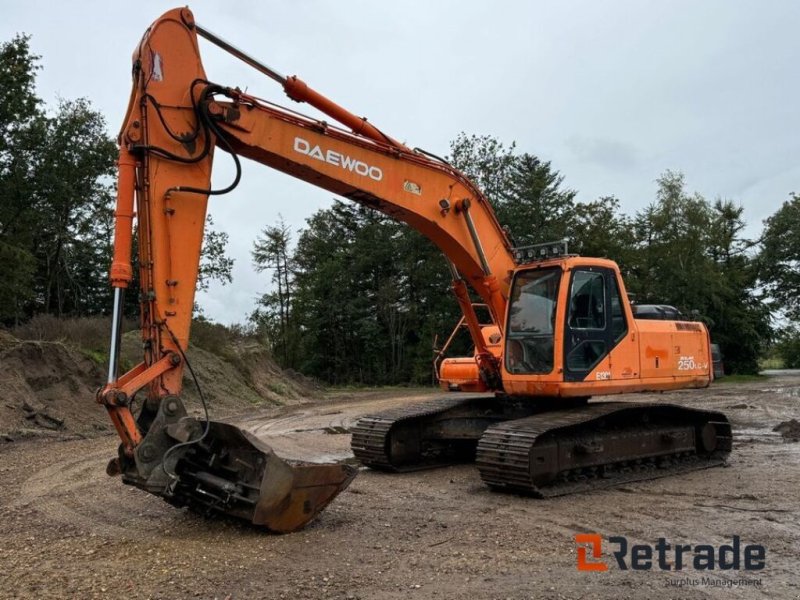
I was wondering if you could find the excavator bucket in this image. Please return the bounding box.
[111,396,356,533]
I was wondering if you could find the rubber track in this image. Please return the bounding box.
[476,402,731,497]
[351,396,480,470]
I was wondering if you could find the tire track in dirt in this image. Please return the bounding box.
[230,392,445,463]
[11,441,173,537]
[8,390,443,537]
[3,381,800,599]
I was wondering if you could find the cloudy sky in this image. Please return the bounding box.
[3,1,798,323]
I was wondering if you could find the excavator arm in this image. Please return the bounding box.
[97,7,733,528]
[99,7,517,531]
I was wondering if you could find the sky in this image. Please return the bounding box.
[3,1,798,324]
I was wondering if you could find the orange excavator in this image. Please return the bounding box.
[99,7,731,532]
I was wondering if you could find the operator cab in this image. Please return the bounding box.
[505,255,629,382]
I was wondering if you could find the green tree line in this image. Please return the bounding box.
[251,134,792,381]
[0,35,231,324]
[3,34,798,381]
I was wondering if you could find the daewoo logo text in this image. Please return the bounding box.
[293,137,383,181]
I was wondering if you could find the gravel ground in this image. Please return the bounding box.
[1,379,799,599]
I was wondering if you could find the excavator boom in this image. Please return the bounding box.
[98,7,731,531]
[101,6,515,531]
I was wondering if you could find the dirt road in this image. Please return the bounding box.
[1,379,799,599]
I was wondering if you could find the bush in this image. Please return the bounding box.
[189,318,258,355]
[11,314,135,353]
[775,328,800,369]
[10,314,262,369]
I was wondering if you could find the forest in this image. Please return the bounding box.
[3,34,798,383]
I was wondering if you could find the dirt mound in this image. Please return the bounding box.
[773,418,800,442]
[231,340,324,402]
[0,329,321,443]
[0,337,108,441]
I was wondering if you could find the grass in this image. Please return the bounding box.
[266,381,290,396]
[79,347,108,366]
[10,314,263,368]
[759,356,785,370]
[12,314,136,356]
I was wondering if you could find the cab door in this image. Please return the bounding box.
[563,267,627,381]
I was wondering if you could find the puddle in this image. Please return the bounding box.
[733,427,783,444]
[289,426,352,434]
[758,386,800,397]
[324,426,350,435]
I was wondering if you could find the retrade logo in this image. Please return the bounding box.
[576,534,608,572]
[575,534,766,572]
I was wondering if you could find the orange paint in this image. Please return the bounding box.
[101,8,713,451]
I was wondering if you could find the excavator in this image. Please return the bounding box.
[98,7,732,532]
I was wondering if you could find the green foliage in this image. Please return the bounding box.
[0,34,40,149]
[0,35,117,322]
[32,98,117,316]
[0,241,35,322]
[773,327,800,369]
[252,134,772,381]
[290,203,417,383]
[0,35,43,322]
[256,201,461,384]
[449,134,578,246]
[251,217,296,366]
[626,172,769,373]
[571,196,637,268]
[759,193,800,320]
[497,153,577,245]
[198,214,234,292]
[0,33,234,328]
[449,133,516,200]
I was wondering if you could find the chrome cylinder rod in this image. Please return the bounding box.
[445,258,460,281]
[195,24,286,85]
[461,203,491,276]
[107,287,124,384]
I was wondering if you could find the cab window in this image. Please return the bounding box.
[505,268,560,374]
[568,271,605,330]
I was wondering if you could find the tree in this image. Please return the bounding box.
[252,217,295,366]
[570,196,636,269]
[449,133,578,246]
[627,172,770,373]
[0,34,41,166]
[774,326,800,369]
[629,171,722,309]
[287,203,400,383]
[31,98,117,316]
[0,35,43,322]
[198,214,234,292]
[0,36,123,321]
[496,153,578,245]
[448,133,516,201]
[760,193,800,320]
